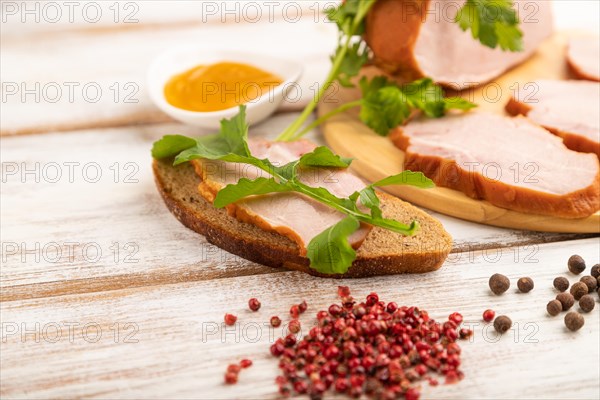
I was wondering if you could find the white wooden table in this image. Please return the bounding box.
[1,3,599,399]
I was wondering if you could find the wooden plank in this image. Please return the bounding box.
[321,32,600,233]
[0,17,335,135]
[1,238,598,399]
[1,121,594,301]
[0,1,330,36]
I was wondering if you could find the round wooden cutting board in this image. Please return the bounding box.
[320,32,600,233]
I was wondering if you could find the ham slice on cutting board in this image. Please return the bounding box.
[506,80,600,158]
[365,0,553,88]
[567,37,600,82]
[192,139,370,255]
[390,112,600,218]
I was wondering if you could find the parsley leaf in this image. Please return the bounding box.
[335,42,370,88]
[359,77,477,136]
[455,0,523,51]
[306,217,360,275]
[326,0,370,37]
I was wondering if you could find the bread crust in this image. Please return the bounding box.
[506,97,600,158]
[153,159,452,277]
[390,127,600,219]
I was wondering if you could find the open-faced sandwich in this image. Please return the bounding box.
[152,106,453,277]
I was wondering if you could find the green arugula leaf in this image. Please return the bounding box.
[372,171,435,189]
[358,187,382,219]
[306,216,360,275]
[219,104,251,156]
[298,146,353,169]
[173,105,251,165]
[151,135,197,159]
[213,177,292,208]
[455,0,523,52]
[370,218,419,236]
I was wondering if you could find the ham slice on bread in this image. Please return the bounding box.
[365,0,553,88]
[506,80,600,158]
[390,112,600,218]
[152,157,453,277]
[192,139,370,255]
[567,37,600,82]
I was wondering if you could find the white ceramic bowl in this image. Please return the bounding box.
[147,46,303,129]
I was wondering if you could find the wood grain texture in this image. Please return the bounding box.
[0,17,335,136]
[2,238,599,399]
[320,32,600,233]
[2,119,593,302]
[0,1,325,37]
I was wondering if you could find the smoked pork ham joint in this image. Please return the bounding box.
[507,80,600,158]
[365,0,553,88]
[390,112,600,218]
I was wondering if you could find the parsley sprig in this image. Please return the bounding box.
[455,0,524,51]
[293,76,476,139]
[275,0,376,141]
[153,106,434,274]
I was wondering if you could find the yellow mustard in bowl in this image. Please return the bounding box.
[164,61,284,112]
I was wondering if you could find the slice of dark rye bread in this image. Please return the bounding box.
[153,159,453,278]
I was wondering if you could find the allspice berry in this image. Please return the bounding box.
[553,277,569,292]
[564,312,584,331]
[546,299,562,316]
[556,292,575,311]
[517,277,534,293]
[489,273,510,295]
[579,295,595,313]
[493,315,512,334]
[570,282,588,300]
[568,255,586,274]
[580,276,597,293]
[591,264,600,279]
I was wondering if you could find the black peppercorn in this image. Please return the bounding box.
[568,255,586,274]
[564,312,584,331]
[556,293,575,311]
[546,300,562,316]
[517,277,534,293]
[580,276,597,293]
[579,295,595,313]
[493,315,512,334]
[570,282,588,300]
[591,264,600,279]
[553,277,569,292]
[489,273,510,295]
